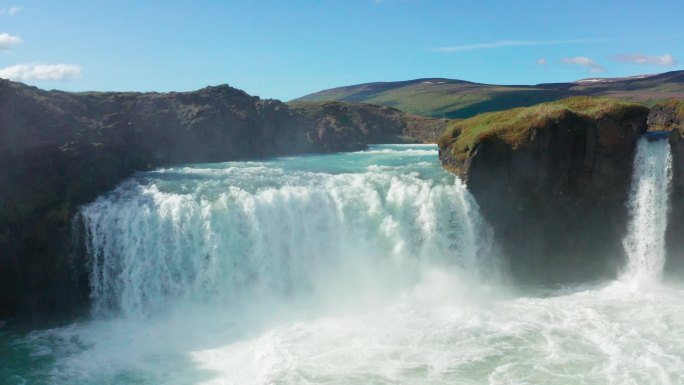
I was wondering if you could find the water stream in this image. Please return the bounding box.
[622,137,673,285]
[2,143,683,385]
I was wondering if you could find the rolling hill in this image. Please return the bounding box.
[293,71,684,119]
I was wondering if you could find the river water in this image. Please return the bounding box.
[2,143,682,385]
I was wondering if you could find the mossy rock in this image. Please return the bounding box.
[438,96,649,161]
[647,99,684,134]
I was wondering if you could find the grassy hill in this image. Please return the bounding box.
[293,71,684,119]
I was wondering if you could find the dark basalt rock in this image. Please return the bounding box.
[438,97,649,283]
[656,100,684,274]
[0,80,444,324]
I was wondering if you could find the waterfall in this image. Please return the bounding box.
[18,145,684,385]
[622,136,673,283]
[80,146,493,317]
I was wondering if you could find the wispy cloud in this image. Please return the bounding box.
[612,53,677,67]
[561,56,605,73]
[373,0,408,4]
[0,32,22,51]
[0,5,22,16]
[433,38,611,53]
[0,63,82,81]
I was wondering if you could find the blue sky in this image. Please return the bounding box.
[0,0,682,100]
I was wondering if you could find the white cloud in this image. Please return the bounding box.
[0,5,21,16]
[561,56,605,73]
[434,40,536,52]
[433,38,611,53]
[612,53,677,67]
[537,57,547,66]
[0,63,82,81]
[0,32,22,51]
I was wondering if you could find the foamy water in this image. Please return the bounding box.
[3,143,682,385]
[622,137,673,286]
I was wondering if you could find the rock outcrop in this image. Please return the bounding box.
[438,97,650,283]
[0,80,443,323]
[289,101,447,144]
[655,100,684,273]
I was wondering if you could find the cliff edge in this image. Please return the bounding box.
[0,80,443,323]
[654,100,684,273]
[438,97,649,282]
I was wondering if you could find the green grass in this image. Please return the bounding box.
[358,84,497,118]
[298,81,545,119]
[438,96,648,160]
[295,71,684,119]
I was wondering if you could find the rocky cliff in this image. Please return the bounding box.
[655,100,684,273]
[0,80,443,323]
[438,97,650,283]
[289,101,447,144]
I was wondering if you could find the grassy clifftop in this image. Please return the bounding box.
[436,96,650,283]
[438,96,649,161]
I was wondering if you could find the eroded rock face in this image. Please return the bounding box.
[289,101,447,145]
[657,101,684,274]
[439,101,649,283]
[649,102,684,132]
[0,80,444,323]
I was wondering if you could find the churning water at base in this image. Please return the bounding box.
[3,144,684,385]
[622,137,673,285]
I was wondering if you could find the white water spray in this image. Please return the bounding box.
[80,147,493,317]
[11,145,684,385]
[622,137,673,284]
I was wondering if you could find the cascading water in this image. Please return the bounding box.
[6,144,684,385]
[622,136,673,284]
[81,145,493,317]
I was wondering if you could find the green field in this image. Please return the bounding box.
[294,71,684,119]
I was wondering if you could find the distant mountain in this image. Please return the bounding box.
[294,71,684,119]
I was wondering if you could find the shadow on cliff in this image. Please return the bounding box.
[438,97,651,284]
[0,80,445,325]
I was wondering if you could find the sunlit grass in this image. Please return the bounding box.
[438,96,648,160]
